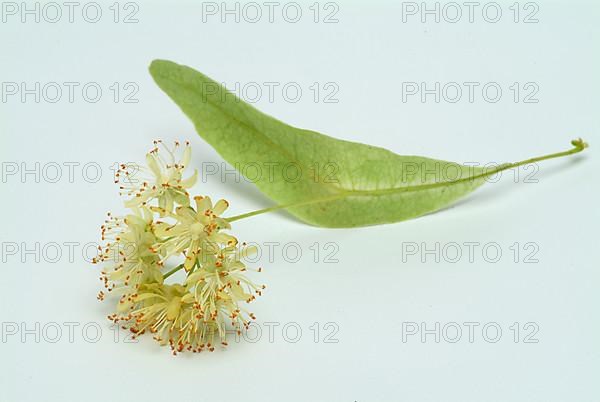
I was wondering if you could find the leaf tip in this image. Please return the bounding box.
[149,59,175,77]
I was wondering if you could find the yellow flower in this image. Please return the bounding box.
[97,141,266,355]
[185,243,265,340]
[153,196,237,271]
[112,244,264,355]
[117,140,198,213]
[110,283,198,352]
[94,207,163,292]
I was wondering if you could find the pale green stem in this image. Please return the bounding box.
[163,263,184,279]
[162,259,201,281]
[225,139,588,223]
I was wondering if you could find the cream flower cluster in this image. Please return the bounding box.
[94,141,264,354]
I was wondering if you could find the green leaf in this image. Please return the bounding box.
[148,60,549,228]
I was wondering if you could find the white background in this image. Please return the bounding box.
[1,1,599,401]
